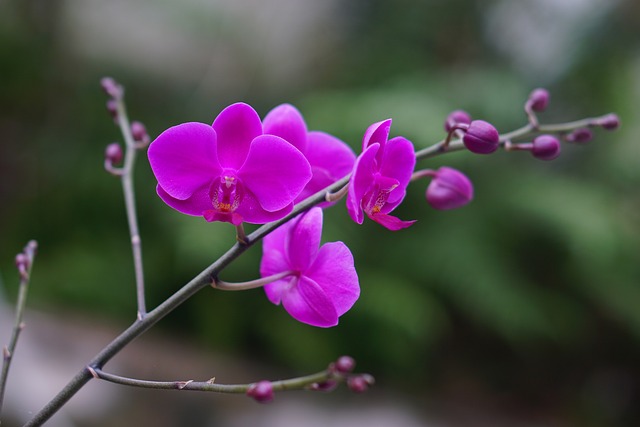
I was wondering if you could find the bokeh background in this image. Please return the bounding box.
[1,0,639,426]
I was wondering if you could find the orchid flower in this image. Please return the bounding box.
[260,207,359,327]
[263,104,356,205]
[346,119,416,230]
[148,103,312,225]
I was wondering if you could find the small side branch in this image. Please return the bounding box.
[0,240,38,419]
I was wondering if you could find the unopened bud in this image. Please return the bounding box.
[444,110,472,133]
[246,381,274,403]
[526,88,550,112]
[15,253,29,274]
[565,128,593,143]
[309,380,338,392]
[105,143,123,164]
[334,356,356,374]
[531,135,561,161]
[462,120,500,154]
[347,374,375,393]
[425,167,474,210]
[596,113,620,130]
[131,121,150,145]
[106,99,118,120]
[100,77,123,100]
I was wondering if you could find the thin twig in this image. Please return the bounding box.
[90,366,335,393]
[0,240,37,420]
[114,96,147,319]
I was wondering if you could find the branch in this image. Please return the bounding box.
[0,240,37,421]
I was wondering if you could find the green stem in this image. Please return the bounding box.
[89,366,334,394]
[213,271,295,291]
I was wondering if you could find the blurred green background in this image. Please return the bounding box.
[1,0,639,426]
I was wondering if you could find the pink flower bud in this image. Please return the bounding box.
[462,120,499,154]
[531,135,561,160]
[15,253,29,274]
[347,374,374,393]
[596,113,620,130]
[526,88,550,112]
[426,167,474,210]
[444,109,472,132]
[100,77,123,99]
[106,99,118,120]
[565,128,593,143]
[334,356,356,374]
[309,380,338,392]
[131,121,149,144]
[247,381,274,403]
[105,143,123,164]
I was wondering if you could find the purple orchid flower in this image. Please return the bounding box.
[260,207,359,328]
[346,119,416,230]
[148,103,312,225]
[263,104,356,204]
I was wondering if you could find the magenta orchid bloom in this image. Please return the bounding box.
[346,119,416,230]
[148,103,312,225]
[263,104,356,204]
[260,207,359,328]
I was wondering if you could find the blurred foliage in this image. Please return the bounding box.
[1,0,640,425]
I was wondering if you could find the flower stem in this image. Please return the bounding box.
[89,366,336,394]
[213,271,295,291]
[114,95,147,319]
[24,175,350,427]
[0,240,37,420]
[414,113,615,162]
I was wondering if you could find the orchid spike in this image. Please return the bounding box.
[148,103,312,225]
[263,104,356,205]
[260,207,359,327]
[346,119,416,230]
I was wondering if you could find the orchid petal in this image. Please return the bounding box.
[285,208,322,271]
[235,189,294,224]
[148,122,221,200]
[306,242,359,316]
[369,212,416,231]
[347,143,379,224]
[262,104,308,153]
[156,184,212,216]
[380,136,416,206]
[362,119,391,153]
[262,274,294,306]
[296,131,355,203]
[212,103,263,170]
[281,276,338,327]
[238,135,311,212]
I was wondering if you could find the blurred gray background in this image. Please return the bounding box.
[1,0,639,426]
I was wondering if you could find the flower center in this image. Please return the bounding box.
[211,173,242,213]
[363,173,398,216]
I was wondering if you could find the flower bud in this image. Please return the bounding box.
[596,113,620,130]
[526,88,550,112]
[426,167,474,210]
[106,99,118,120]
[444,109,472,132]
[131,121,149,144]
[565,128,593,143]
[309,380,338,392]
[462,120,499,154]
[531,135,561,160]
[347,374,374,393]
[100,77,123,99]
[334,356,356,374]
[247,381,274,403]
[15,253,29,275]
[105,143,123,165]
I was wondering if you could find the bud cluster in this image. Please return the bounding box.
[15,240,38,280]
